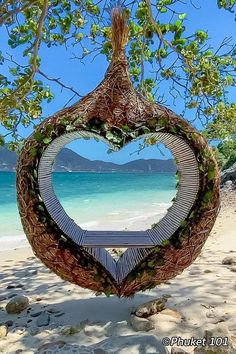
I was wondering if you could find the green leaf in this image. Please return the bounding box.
[179,13,187,20]
[174,20,182,29]
[148,260,156,267]
[158,49,168,58]
[104,289,112,297]
[208,170,216,180]
[196,30,208,42]
[161,240,170,247]
[75,33,84,41]
[225,75,233,85]
[189,211,196,219]
[45,124,53,134]
[37,204,45,212]
[173,38,187,46]
[66,125,74,132]
[155,257,165,266]
[180,220,188,228]
[93,274,101,281]
[160,7,167,13]
[202,190,214,204]
[1,87,10,94]
[208,163,217,180]
[34,132,44,142]
[145,137,157,145]
[121,125,130,132]
[0,135,5,146]
[30,147,38,157]
[43,137,52,145]
[105,131,114,140]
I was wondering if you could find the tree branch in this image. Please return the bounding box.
[29,0,49,73]
[0,1,38,26]
[145,0,195,71]
[37,70,83,97]
[0,0,49,108]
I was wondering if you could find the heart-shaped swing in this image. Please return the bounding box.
[16,6,220,297]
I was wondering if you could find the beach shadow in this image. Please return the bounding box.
[0,248,235,353]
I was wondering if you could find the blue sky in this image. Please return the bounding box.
[0,1,235,163]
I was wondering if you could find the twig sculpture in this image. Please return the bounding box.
[16,6,220,297]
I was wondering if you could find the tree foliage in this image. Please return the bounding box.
[0,0,236,149]
[213,138,236,169]
[205,102,236,139]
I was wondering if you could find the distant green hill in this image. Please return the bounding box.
[0,146,176,172]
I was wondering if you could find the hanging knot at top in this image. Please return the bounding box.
[111,5,129,55]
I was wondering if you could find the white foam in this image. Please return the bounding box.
[80,220,98,229]
[0,234,28,251]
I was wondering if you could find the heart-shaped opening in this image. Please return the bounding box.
[52,137,177,234]
[38,131,199,281]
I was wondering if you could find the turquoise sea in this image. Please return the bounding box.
[0,171,176,238]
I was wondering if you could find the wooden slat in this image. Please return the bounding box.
[84,231,153,248]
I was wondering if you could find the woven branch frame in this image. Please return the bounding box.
[16,7,220,297]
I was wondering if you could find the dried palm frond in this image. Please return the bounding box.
[111,5,129,55]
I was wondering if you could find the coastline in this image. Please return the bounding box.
[0,186,236,353]
[0,205,170,250]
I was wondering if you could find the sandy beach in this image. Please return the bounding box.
[0,186,236,354]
